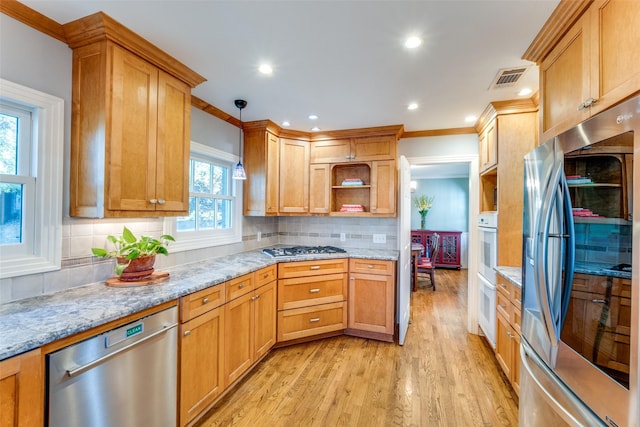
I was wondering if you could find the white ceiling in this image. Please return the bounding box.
[20,0,558,133]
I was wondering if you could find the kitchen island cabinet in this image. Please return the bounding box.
[65,12,205,218]
[0,349,43,427]
[346,259,395,342]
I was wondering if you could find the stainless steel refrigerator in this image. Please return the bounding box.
[520,95,638,427]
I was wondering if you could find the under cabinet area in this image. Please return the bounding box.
[346,259,396,342]
[65,12,205,218]
[0,349,43,427]
[277,259,348,342]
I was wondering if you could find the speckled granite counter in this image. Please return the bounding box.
[495,266,522,288]
[0,248,398,360]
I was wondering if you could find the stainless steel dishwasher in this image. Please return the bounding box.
[47,306,178,427]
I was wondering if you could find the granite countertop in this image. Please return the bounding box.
[0,248,397,361]
[495,266,522,288]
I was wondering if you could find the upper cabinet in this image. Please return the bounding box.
[478,119,498,173]
[526,0,640,141]
[310,135,397,163]
[65,12,205,218]
[279,138,310,214]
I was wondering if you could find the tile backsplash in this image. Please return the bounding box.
[1,215,397,303]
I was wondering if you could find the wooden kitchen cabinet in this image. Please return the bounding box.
[330,160,396,216]
[370,160,396,215]
[537,0,640,141]
[279,138,310,214]
[478,119,498,173]
[243,125,280,216]
[495,274,521,395]
[277,259,348,342]
[0,349,43,427]
[65,13,204,218]
[347,259,395,342]
[309,163,331,214]
[179,303,225,427]
[310,135,396,163]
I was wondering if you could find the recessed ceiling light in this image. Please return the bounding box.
[311,126,320,132]
[464,115,477,123]
[282,121,290,127]
[407,103,418,110]
[308,114,318,120]
[404,36,422,49]
[518,87,533,96]
[258,64,273,75]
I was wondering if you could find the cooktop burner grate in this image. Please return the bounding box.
[262,246,347,257]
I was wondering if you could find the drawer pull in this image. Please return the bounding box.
[263,273,269,278]
[238,283,245,289]
[309,317,320,323]
[309,288,320,293]
[252,295,259,301]
[310,266,321,270]
[202,297,210,304]
[184,330,191,336]
[367,265,374,269]
[506,331,512,338]
[591,299,607,304]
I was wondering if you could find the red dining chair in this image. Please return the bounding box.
[416,233,439,290]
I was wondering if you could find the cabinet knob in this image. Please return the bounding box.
[157,199,166,205]
[184,330,191,336]
[149,199,157,204]
[238,283,244,289]
[202,297,209,304]
[263,273,269,278]
[506,331,512,339]
[367,265,374,269]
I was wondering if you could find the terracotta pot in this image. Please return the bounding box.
[116,255,156,281]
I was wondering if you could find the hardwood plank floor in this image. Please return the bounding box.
[195,269,519,427]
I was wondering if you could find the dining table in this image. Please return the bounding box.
[411,242,424,291]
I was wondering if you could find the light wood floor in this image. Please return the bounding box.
[195,269,519,427]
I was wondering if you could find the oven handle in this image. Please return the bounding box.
[66,323,177,378]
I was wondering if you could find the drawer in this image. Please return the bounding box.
[349,258,394,276]
[496,275,512,299]
[278,258,348,279]
[512,285,522,307]
[496,290,511,320]
[180,283,226,322]
[226,273,254,301]
[255,265,277,288]
[277,301,346,342]
[278,273,347,310]
[512,304,521,335]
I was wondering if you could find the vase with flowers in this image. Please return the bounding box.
[413,194,434,229]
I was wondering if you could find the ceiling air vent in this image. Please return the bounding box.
[489,67,528,89]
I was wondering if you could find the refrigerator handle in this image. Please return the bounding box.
[535,161,563,346]
[560,173,575,328]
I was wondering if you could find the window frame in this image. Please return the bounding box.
[0,79,64,279]
[164,141,242,252]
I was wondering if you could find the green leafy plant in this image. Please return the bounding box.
[91,226,175,276]
[413,194,435,215]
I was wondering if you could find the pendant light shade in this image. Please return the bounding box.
[232,99,247,180]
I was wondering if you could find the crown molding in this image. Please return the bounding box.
[1,0,66,42]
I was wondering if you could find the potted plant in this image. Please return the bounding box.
[91,226,175,281]
[413,194,435,229]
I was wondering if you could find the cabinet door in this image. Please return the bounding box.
[479,120,497,172]
[279,138,309,213]
[309,139,351,163]
[108,44,159,212]
[156,70,190,213]
[224,292,254,386]
[309,163,331,214]
[0,349,43,427]
[351,136,396,161]
[348,273,394,335]
[495,311,513,380]
[589,0,640,116]
[512,331,521,395]
[370,160,396,215]
[179,307,225,426]
[254,281,277,360]
[540,14,590,140]
[265,132,280,214]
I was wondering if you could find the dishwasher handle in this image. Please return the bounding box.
[66,323,176,378]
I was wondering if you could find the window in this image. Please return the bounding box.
[0,79,64,279]
[165,142,242,251]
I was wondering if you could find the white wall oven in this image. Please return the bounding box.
[478,211,498,348]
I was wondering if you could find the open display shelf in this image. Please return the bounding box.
[331,163,370,215]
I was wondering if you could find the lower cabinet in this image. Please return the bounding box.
[495,274,521,394]
[277,259,348,342]
[0,349,43,427]
[347,259,395,342]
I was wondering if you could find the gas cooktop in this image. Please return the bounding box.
[262,246,347,257]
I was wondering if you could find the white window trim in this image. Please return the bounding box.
[164,141,243,252]
[0,79,64,279]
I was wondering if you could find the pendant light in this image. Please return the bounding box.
[232,99,248,180]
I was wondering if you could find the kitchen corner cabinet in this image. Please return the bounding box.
[277,259,348,342]
[224,268,276,387]
[243,128,280,216]
[347,259,395,342]
[330,160,396,216]
[495,275,521,395]
[539,0,640,141]
[179,284,226,427]
[65,13,204,218]
[279,138,310,214]
[0,349,44,427]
